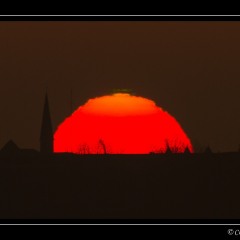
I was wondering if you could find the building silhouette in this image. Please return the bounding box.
[1,140,19,155]
[40,93,53,154]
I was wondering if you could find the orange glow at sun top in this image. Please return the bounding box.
[54,93,193,154]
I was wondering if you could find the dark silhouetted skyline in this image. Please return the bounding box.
[0,21,239,152]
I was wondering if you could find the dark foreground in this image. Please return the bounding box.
[0,153,239,219]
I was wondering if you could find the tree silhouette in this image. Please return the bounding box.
[165,140,172,154]
[184,146,191,154]
[164,139,187,153]
[78,144,90,154]
[98,139,107,154]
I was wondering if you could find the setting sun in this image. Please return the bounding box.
[54,93,193,154]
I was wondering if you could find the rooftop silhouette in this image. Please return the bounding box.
[1,140,19,155]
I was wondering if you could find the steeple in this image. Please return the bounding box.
[40,93,53,154]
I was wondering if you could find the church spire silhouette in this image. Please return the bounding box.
[40,93,53,154]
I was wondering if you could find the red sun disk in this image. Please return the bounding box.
[54,94,193,154]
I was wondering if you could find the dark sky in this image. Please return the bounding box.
[0,21,239,152]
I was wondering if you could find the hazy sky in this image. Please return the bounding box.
[0,21,239,152]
